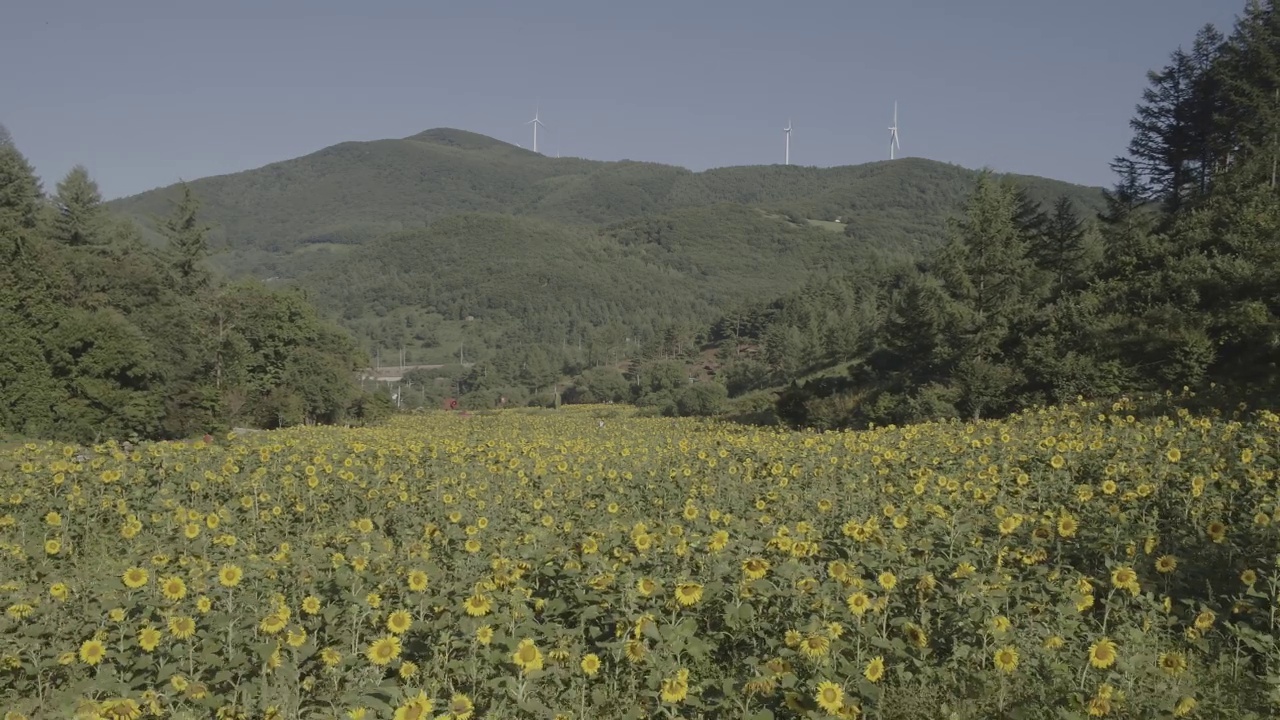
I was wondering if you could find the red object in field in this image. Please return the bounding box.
[444,398,459,411]
[202,434,213,444]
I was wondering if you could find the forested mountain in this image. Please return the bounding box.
[104,126,1104,373]
[764,5,1280,429]
[109,130,1101,267]
[0,140,387,442]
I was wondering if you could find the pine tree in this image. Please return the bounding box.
[0,143,65,436]
[0,144,42,252]
[1120,47,1204,211]
[160,183,212,293]
[52,165,105,246]
[1217,1,1280,187]
[1029,196,1088,293]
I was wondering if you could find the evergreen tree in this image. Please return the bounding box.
[52,165,105,246]
[1120,46,1205,211]
[1029,196,1089,293]
[0,144,64,436]
[160,183,212,294]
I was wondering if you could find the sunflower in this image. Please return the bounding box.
[168,615,196,640]
[1110,566,1139,594]
[447,694,474,720]
[49,583,69,602]
[903,623,927,648]
[846,592,872,617]
[475,625,494,645]
[580,653,601,676]
[512,637,544,674]
[5,604,33,620]
[1173,696,1197,717]
[217,564,243,588]
[1158,651,1187,676]
[1206,521,1227,543]
[122,567,149,589]
[407,569,429,592]
[386,610,412,635]
[1193,609,1215,631]
[877,571,897,591]
[659,668,690,703]
[1155,555,1178,573]
[97,698,143,720]
[365,635,402,666]
[160,576,187,602]
[744,675,778,697]
[79,638,106,666]
[463,593,492,617]
[636,577,658,597]
[624,639,646,663]
[320,647,342,667]
[800,633,831,659]
[863,656,885,683]
[259,611,288,634]
[815,681,844,715]
[138,625,162,652]
[302,596,322,614]
[391,691,433,720]
[1088,637,1117,669]
[674,582,704,607]
[742,557,770,580]
[993,646,1019,673]
[1086,696,1111,717]
[1241,568,1258,587]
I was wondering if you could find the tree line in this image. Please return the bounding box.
[0,136,388,442]
[753,4,1280,428]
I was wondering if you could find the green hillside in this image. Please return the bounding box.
[105,128,1106,363]
[109,129,1103,263]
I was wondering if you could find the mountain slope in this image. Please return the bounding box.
[109,129,1105,266]
[301,205,902,362]
[104,128,1108,363]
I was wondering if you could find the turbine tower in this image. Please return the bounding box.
[527,106,545,154]
[784,119,792,165]
[888,101,901,160]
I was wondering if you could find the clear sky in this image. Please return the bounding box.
[1,0,1243,199]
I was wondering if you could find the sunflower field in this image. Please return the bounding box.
[1,399,1279,719]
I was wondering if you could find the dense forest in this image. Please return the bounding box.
[7,0,1272,438]
[108,129,1104,368]
[763,5,1280,428]
[0,138,388,442]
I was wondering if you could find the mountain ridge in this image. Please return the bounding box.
[102,127,1110,363]
[107,128,1105,260]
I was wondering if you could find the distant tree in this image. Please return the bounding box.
[52,165,106,246]
[160,183,212,294]
[574,366,629,403]
[1117,29,1224,212]
[1029,196,1089,293]
[0,123,12,149]
[0,144,42,251]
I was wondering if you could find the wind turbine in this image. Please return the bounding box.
[888,101,901,160]
[527,106,545,154]
[784,119,792,165]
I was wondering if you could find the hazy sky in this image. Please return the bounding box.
[2,0,1242,199]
